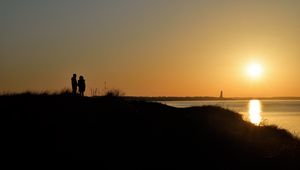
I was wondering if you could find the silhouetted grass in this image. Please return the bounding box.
[1,88,73,97]
[2,93,300,168]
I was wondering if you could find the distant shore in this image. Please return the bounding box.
[120,96,300,101]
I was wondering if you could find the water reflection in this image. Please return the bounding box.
[248,100,262,125]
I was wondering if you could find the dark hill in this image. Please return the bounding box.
[2,93,300,168]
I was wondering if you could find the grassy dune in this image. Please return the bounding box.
[2,93,300,168]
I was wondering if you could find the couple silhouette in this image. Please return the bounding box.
[71,74,86,96]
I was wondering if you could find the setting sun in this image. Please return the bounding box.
[247,63,263,78]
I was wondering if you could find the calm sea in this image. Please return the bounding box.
[159,100,300,137]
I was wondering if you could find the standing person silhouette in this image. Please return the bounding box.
[71,74,78,95]
[78,75,86,96]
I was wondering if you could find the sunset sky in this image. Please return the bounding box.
[1,0,300,97]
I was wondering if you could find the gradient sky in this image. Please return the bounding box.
[1,0,300,97]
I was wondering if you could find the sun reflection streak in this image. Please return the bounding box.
[248,100,262,125]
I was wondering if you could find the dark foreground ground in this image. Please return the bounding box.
[2,93,300,168]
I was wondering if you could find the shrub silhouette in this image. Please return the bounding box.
[104,88,125,97]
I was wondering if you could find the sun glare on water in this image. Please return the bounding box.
[248,100,262,125]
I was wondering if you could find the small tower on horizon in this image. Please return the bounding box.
[220,90,223,98]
